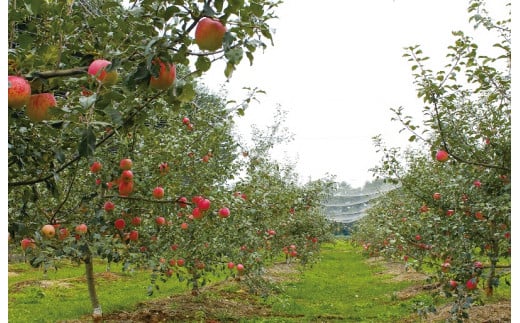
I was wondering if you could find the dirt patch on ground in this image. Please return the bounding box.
[367,257,511,322]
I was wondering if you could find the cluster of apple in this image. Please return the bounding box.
[8,75,57,122]
[8,16,227,122]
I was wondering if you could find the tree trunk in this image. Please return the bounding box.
[85,253,103,321]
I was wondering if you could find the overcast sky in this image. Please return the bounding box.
[202,0,509,187]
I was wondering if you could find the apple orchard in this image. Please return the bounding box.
[8,0,335,320]
[7,0,510,321]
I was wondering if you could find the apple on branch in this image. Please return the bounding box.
[8,75,31,109]
[26,93,57,122]
[195,17,227,51]
[149,59,176,90]
[88,59,118,85]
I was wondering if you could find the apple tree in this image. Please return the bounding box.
[352,0,510,320]
[8,0,287,319]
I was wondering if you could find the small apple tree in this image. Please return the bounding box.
[353,0,510,320]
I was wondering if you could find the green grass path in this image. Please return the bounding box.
[261,239,428,323]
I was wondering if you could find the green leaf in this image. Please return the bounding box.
[195,56,211,72]
[176,82,196,103]
[224,62,235,78]
[78,127,96,158]
[79,94,97,109]
[225,47,243,65]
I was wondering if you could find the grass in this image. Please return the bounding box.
[8,259,191,322]
[8,239,511,322]
[261,239,437,322]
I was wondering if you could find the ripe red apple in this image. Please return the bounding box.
[21,238,36,250]
[119,158,133,170]
[446,209,455,217]
[415,234,421,241]
[202,155,210,163]
[178,196,188,208]
[181,222,189,230]
[156,216,166,225]
[192,207,202,219]
[474,261,483,269]
[149,59,176,90]
[159,162,170,175]
[449,280,458,288]
[114,218,126,230]
[121,170,133,182]
[182,117,190,125]
[192,195,203,205]
[197,198,211,211]
[194,17,227,51]
[475,211,485,220]
[466,278,478,290]
[435,150,449,162]
[41,224,56,238]
[236,263,244,271]
[8,75,31,109]
[88,59,118,85]
[58,228,70,240]
[267,229,276,236]
[131,217,141,226]
[129,230,139,241]
[473,180,482,188]
[218,207,230,218]
[104,201,115,212]
[90,161,102,173]
[119,181,134,196]
[169,259,177,266]
[153,186,165,199]
[432,192,441,200]
[227,262,235,269]
[176,258,185,267]
[75,223,88,234]
[26,93,57,122]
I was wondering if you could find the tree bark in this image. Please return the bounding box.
[85,253,103,322]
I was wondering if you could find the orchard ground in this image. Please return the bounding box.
[8,240,511,322]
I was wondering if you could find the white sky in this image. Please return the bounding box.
[202,0,510,187]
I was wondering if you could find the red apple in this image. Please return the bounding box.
[176,258,185,267]
[149,59,176,90]
[181,222,189,230]
[169,259,177,266]
[159,162,170,175]
[192,207,202,219]
[88,59,118,84]
[227,262,235,269]
[153,186,165,199]
[178,196,188,208]
[236,263,244,271]
[8,75,31,109]
[119,158,132,170]
[435,150,449,162]
[129,230,139,241]
[58,228,70,240]
[415,234,421,241]
[155,216,166,226]
[121,170,133,182]
[75,223,88,234]
[446,209,455,217]
[131,217,141,226]
[192,195,203,205]
[104,201,115,212]
[432,192,441,200]
[119,181,134,196]
[466,278,478,290]
[197,198,211,211]
[182,117,190,125]
[194,17,227,51]
[90,161,102,173]
[473,180,482,188]
[21,238,36,250]
[26,93,57,122]
[449,280,458,288]
[41,224,56,238]
[474,261,483,269]
[218,207,230,218]
[114,219,126,230]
